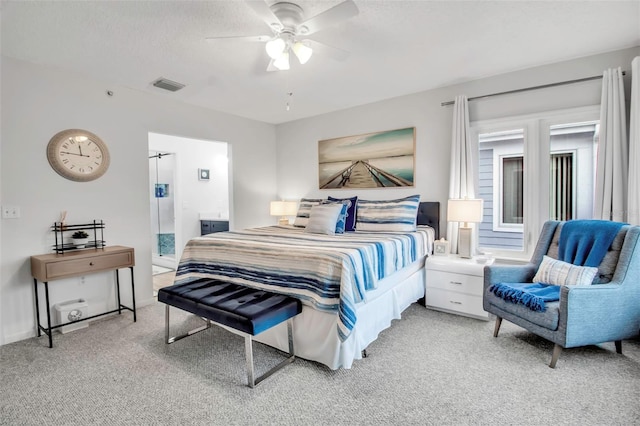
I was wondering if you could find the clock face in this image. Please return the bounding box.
[47,129,110,182]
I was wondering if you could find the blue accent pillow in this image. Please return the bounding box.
[334,203,348,234]
[328,196,357,231]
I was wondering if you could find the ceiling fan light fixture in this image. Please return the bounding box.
[273,51,290,70]
[292,41,313,64]
[265,37,286,59]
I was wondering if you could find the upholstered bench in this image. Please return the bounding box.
[158,278,302,388]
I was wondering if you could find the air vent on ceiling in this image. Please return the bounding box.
[152,78,185,92]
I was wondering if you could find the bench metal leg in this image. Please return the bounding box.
[165,305,211,344]
[246,318,296,388]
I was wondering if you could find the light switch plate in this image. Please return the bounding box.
[2,205,20,219]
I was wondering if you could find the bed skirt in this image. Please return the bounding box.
[254,259,426,370]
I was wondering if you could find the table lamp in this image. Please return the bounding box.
[447,198,484,258]
[270,200,298,225]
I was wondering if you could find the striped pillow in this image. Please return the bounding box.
[533,255,598,286]
[356,195,421,232]
[304,203,344,235]
[293,198,323,227]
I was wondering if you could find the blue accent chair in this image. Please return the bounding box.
[483,221,640,368]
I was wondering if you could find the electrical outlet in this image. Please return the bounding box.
[2,205,20,219]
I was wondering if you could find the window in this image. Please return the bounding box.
[473,107,599,259]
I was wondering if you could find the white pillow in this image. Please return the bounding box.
[532,255,598,286]
[304,203,344,235]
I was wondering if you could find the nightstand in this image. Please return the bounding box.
[425,255,489,320]
[200,220,229,236]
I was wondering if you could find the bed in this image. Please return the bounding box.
[173,200,440,370]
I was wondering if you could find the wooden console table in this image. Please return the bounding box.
[30,245,136,348]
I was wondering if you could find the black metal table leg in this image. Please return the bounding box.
[116,269,122,315]
[33,278,41,337]
[44,281,53,348]
[130,266,136,322]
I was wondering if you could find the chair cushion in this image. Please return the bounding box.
[488,295,560,330]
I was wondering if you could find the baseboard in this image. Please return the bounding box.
[1,296,157,347]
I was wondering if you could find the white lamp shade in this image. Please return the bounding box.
[447,199,484,224]
[273,51,290,70]
[265,38,286,59]
[270,201,298,217]
[292,41,313,64]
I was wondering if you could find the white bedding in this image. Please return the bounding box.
[176,224,435,369]
[255,258,427,369]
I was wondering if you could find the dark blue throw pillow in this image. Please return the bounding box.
[328,196,357,231]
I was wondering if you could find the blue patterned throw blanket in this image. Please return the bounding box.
[490,220,626,311]
[175,225,434,341]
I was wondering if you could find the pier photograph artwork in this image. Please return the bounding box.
[318,127,415,189]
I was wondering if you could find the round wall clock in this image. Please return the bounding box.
[47,129,110,182]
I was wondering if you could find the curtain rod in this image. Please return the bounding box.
[440,71,626,107]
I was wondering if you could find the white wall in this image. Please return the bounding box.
[0,57,277,345]
[275,47,639,239]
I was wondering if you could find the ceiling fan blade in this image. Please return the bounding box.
[307,39,350,61]
[300,0,359,36]
[206,35,271,43]
[245,0,282,29]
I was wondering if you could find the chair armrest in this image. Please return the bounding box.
[560,283,640,346]
[483,264,536,291]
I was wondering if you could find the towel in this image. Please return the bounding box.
[558,220,626,267]
[489,282,561,312]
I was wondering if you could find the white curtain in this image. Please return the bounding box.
[447,95,477,253]
[628,57,640,226]
[594,67,628,222]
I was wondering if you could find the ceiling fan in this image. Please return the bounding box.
[206,0,359,71]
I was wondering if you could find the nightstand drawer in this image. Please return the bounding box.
[426,270,483,296]
[425,288,488,318]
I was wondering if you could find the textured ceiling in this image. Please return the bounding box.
[2,1,639,124]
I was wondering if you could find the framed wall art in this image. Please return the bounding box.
[318,127,415,189]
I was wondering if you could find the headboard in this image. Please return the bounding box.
[417,201,440,240]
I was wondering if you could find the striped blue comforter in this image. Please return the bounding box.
[175,225,434,341]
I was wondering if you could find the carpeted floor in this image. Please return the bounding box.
[1,302,639,425]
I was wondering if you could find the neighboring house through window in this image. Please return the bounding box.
[472,106,599,259]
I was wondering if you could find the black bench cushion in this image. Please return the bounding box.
[158,279,302,335]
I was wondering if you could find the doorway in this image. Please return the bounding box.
[149,151,176,270]
[148,132,231,293]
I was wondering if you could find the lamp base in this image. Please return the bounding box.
[278,218,290,226]
[458,227,472,258]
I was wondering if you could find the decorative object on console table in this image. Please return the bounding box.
[425,255,489,320]
[52,220,106,254]
[200,220,229,236]
[270,200,298,225]
[447,198,483,258]
[71,231,89,248]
